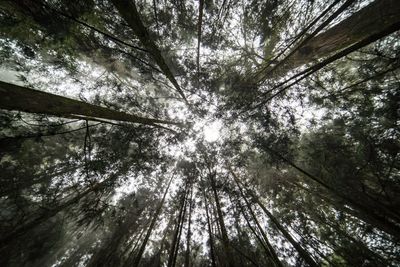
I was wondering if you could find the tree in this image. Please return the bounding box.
[249,0,400,85]
[0,0,399,266]
[0,81,180,127]
[230,167,317,267]
[110,0,188,103]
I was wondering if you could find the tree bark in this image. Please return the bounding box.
[262,145,400,237]
[0,173,118,250]
[172,194,188,267]
[128,174,175,267]
[291,0,400,66]
[110,0,188,103]
[167,179,189,267]
[230,171,282,267]
[257,200,319,267]
[0,81,180,127]
[309,213,389,266]
[213,233,260,267]
[184,182,193,267]
[236,196,274,266]
[202,186,217,267]
[229,168,319,267]
[255,0,400,81]
[87,201,143,267]
[208,172,235,267]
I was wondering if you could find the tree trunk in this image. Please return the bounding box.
[262,145,400,237]
[309,213,389,266]
[213,233,260,267]
[167,180,189,267]
[184,182,193,267]
[257,200,319,267]
[0,173,118,250]
[255,0,400,82]
[157,215,174,262]
[236,196,274,266]
[290,0,400,66]
[87,203,142,267]
[227,193,245,267]
[208,172,235,267]
[110,0,188,103]
[172,195,188,267]
[231,173,283,267]
[202,187,217,267]
[229,168,319,267]
[0,81,180,127]
[128,174,175,267]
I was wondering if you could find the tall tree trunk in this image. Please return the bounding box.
[184,182,193,267]
[167,179,189,267]
[196,0,204,76]
[156,215,174,264]
[87,202,143,267]
[230,172,283,267]
[110,0,188,103]
[213,233,260,267]
[236,196,274,266]
[256,199,319,267]
[127,174,174,267]
[202,186,217,267]
[121,226,146,261]
[172,195,188,267]
[227,193,245,267]
[208,172,235,267]
[310,213,389,266]
[0,81,180,127]
[210,200,225,266]
[229,168,319,267]
[0,173,118,250]
[230,174,283,267]
[254,0,400,82]
[289,0,400,67]
[262,145,400,237]
[7,0,153,74]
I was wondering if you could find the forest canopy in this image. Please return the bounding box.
[0,0,399,266]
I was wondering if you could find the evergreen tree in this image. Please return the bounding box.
[0,0,399,266]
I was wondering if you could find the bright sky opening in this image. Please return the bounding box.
[203,120,222,142]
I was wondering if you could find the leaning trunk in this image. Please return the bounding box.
[230,172,282,267]
[110,0,187,103]
[208,172,235,267]
[0,81,180,127]
[254,0,400,82]
[230,168,318,267]
[127,174,174,267]
[202,185,217,267]
[262,146,400,237]
[167,179,189,267]
[184,183,193,267]
[0,174,118,250]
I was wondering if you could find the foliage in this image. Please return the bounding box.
[0,0,399,266]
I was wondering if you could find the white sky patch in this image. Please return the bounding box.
[0,68,22,85]
[203,120,222,142]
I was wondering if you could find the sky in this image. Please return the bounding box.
[203,120,222,142]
